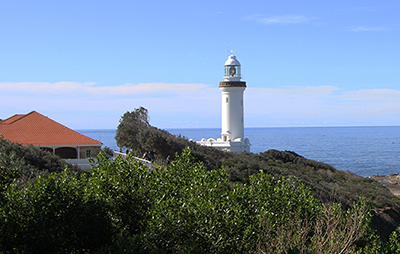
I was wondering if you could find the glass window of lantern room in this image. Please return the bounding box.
[225,66,234,77]
[224,66,230,77]
[236,66,241,77]
[229,66,236,76]
[225,65,241,78]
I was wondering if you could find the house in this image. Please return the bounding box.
[0,111,102,168]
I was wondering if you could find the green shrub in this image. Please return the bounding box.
[0,136,80,189]
[0,170,112,253]
[0,143,384,253]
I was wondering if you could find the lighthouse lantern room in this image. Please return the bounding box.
[224,55,242,81]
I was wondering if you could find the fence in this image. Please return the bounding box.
[113,151,153,170]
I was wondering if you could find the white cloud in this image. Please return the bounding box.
[342,88,400,101]
[0,82,219,129]
[0,82,96,93]
[248,85,339,96]
[338,89,400,118]
[246,14,315,25]
[0,82,209,95]
[245,86,400,125]
[246,86,339,119]
[1,82,399,129]
[91,83,210,94]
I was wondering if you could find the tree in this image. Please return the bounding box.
[115,107,150,151]
[139,127,170,159]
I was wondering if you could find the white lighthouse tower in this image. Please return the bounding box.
[197,54,250,153]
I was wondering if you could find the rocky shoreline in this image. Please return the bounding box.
[371,174,400,196]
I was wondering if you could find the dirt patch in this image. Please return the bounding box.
[371,174,400,196]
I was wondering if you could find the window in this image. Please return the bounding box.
[86,149,91,158]
[226,97,229,103]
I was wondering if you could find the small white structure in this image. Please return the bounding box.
[197,54,250,153]
[113,151,153,170]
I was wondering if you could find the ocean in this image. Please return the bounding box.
[77,126,400,178]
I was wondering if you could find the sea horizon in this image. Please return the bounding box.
[76,124,400,131]
[78,126,400,178]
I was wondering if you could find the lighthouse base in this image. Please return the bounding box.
[196,138,250,154]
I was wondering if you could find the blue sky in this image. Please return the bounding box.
[1,0,399,129]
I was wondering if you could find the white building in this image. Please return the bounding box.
[197,54,251,153]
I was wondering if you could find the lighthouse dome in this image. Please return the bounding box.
[224,55,241,66]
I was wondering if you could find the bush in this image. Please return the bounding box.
[0,136,80,189]
[0,170,112,253]
[0,136,389,253]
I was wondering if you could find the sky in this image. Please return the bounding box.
[1,0,400,130]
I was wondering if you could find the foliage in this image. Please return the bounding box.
[0,170,112,253]
[87,151,152,236]
[0,148,373,253]
[101,146,114,156]
[2,105,400,252]
[115,108,232,167]
[114,107,400,242]
[219,149,400,240]
[115,106,150,151]
[139,126,172,159]
[0,136,80,189]
[310,201,371,253]
[352,227,400,253]
[0,151,20,194]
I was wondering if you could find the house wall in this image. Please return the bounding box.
[39,145,101,159]
[79,146,101,159]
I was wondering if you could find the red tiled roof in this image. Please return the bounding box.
[1,114,25,124]
[0,111,102,146]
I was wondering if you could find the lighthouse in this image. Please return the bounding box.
[197,54,250,153]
